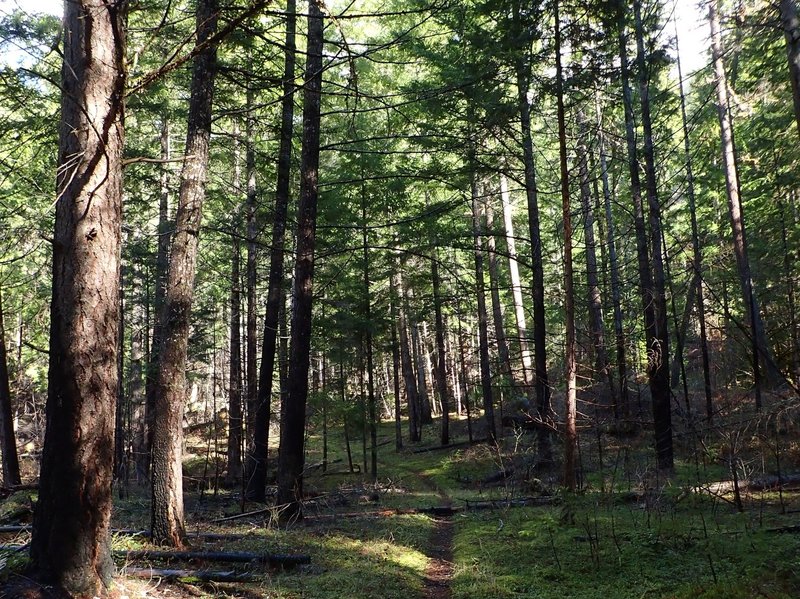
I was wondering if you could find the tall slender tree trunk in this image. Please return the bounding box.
[780,0,800,137]
[431,245,450,445]
[275,0,323,521]
[410,306,432,425]
[245,79,258,446]
[779,198,800,382]
[30,0,125,592]
[554,0,577,490]
[499,175,534,392]
[245,0,296,502]
[710,0,780,399]
[513,2,552,462]
[635,0,673,470]
[362,200,377,481]
[486,198,516,396]
[576,110,612,409]
[142,117,172,482]
[150,0,217,547]
[390,276,403,451]
[0,285,20,486]
[471,173,497,442]
[398,271,421,442]
[226,129,243,486]
[595,95,628,418]
[675,23,714,419]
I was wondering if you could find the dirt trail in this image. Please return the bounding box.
[418,472,455,599]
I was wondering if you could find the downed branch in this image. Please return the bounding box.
[411,438,488,454]
[123,567,257,583]
[114,549,310,567]
[465,496,559,510]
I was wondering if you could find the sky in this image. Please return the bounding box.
[2,0,711,82]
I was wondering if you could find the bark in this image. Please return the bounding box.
[554,1,577,489]
[471,173,497,442]
[362,200,378,481]
[245,81,258,445]
[675,24,714,419]
[143,117,173,482]
[635,0,673,470]
[595,95,628,418]
[710,0,781,397]
[431,249,450,445]
[390,275,403,451]
[275,1,323,521]
[485,198,516,395]
[499,175,534,391]
[397,271,420,442]
[115,264,126,485]
[30,0,125,593]
[779,199,800,381]
[576,110,612,407]
[226,129,243,487]
[410,309,432,425]
[0,285,21,486]
[150,0,217,547]
[780,0,800,138]
[245,0,296,502]
[512,0,552,462]
[457,311,474,442]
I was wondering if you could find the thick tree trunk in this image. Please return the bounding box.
[499,175,534,392]
[635,0,673,470]
[275,0,323,521]
[142,117,173,482]
[150,0,217,547]
[0,286,21,487]
[410,307,432,425]
[710,0,780,398]
[554,1,577,490]
[30,0,125,593]
[471,173,497,442]
[780,0,800,138]
[245,0,296,502]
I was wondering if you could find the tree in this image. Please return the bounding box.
[779,0,800,137]
[246,0,297,502]
[29,0,125,593]
[0,284,21,486]
[275,0,324,521]
[150,0,218,547]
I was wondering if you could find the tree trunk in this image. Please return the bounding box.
[390,274,403,451]
[245,80,259,447]
[143,116,173,482]
[431,242,450,445]
[710,0,780,398]
[576,110,612,409]
[226,129,243,487]
[595,94,628,418]
[30,0,125,592]
[486,197,516,396]
[398,271,420,442]
[675,23,714,419]
[554,0,577,490]
[780,0,800,138]
[0,285,21,487]
[275,0,323,521]
[512,2,552,461]
[362,200,378,481]
[471,173,497,442]
[499,175,534,392]
[150,0,217,547]
[245,0,296,502]
[410,309,432,425]
[635,0,673,470]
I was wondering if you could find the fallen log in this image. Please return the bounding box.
[0,525,30,534]
[465,496,559,510]
[766,524,800,534]
[123,567,257,583]
[114,549,310,567]
[693,473,800,496]
[411,438,488,454]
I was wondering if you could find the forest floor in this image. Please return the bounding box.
[2,395,800,598]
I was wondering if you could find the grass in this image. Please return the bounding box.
[3,405,800,598]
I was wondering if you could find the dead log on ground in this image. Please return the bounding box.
[115,550,310,567]
[411,438,488,454]
[123,567,257,583]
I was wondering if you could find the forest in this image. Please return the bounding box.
[0,0,798,596]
